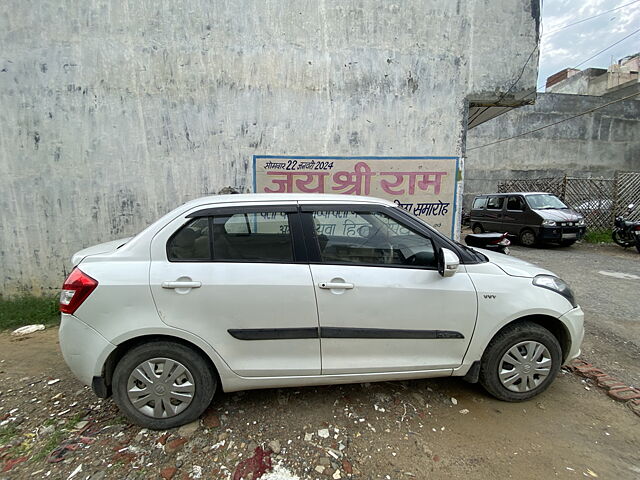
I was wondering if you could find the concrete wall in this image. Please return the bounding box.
[0,0,539,296]
[464,93,640,210]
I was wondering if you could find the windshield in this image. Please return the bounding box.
[526,194,567,210]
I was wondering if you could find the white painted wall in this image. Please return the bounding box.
[0,0,539,295]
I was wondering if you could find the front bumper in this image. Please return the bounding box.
[559,306,584,363]
[539,226,586,242]
[59,313,115,387]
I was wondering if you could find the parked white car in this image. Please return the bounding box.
[59,194,584,429]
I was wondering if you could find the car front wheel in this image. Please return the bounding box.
[519,229,537,247]
[479,322,562,402]
[112,341,216,429]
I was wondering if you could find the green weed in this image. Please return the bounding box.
[0,296,59,330]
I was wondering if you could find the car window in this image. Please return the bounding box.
[526,194,568,210]
[506,196,525,211]
[472,197,487,209]
[486,196,504,210]
[311,210,436,268]
[213,212,293,262]
[167,218,211,261]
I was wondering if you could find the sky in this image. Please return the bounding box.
[538,0,640,90]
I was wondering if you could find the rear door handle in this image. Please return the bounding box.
[318,282,354,290]
[162,281,202,289]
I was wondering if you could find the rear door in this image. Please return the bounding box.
[149,202,321,377]
[301,203,478,374]
[502,195,526,235]
[483,196,505,231]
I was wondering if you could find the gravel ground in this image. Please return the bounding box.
[507,242,640,388]
[1,242,639,479]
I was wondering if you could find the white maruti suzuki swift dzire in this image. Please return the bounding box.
[59,194,584,429]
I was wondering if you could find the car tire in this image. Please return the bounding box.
[479,321,562,402]
[472,223,484,234]
[112,341,216,430]
[519,228,537,247]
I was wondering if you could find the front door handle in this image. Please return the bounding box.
[162,281,202,289]
[318,282,354,290]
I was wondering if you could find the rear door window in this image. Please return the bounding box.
[486,196,504,210]
[167,218,211,261]
[472,197,487,210]
[213,212,294,262]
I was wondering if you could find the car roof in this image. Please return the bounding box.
[181,193,397,208]
[474,192,551,197]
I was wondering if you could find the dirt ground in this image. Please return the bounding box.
[1,243,639,480]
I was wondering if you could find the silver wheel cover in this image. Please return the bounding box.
[498,341,552,393]
[126,357,196,418]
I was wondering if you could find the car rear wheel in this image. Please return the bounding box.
[472,223,484,234]
[479,321,561,402]
[519,228,537,247]
[112,341,216,429]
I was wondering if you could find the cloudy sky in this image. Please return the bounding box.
[539,0,640,90]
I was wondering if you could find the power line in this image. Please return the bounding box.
[467,91,640,151]
[545,0,640,35]
[573,27,640,69]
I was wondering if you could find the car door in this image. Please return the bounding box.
[502,195,526,235]
[483,196,505,232]
[149,202,321,377]
[300,203,478,374]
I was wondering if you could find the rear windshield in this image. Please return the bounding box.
[526,194,567,210]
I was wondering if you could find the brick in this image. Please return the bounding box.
[202,409,221,429]
[596,377,626,390]
[160,467,177,479]
[165,437,188,454]
[607,388,640,402]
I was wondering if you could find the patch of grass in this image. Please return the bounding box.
[0,425,19,444]
[584,229,613,244]
[0,296,59,331]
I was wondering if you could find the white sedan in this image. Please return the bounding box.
[59,194,584,429]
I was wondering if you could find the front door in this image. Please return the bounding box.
[302,205,478,374]
[149,204,321,377]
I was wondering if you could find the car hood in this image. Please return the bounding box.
[472,248,556,278]
[71,237,132,267]
[533,208,583,222]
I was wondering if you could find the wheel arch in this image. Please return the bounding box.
[101,334,224,397]
[487,314,571,363]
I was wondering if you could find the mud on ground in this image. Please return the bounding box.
[1,328,639,480]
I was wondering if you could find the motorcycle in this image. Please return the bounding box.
[464,231,511,255]
[612,204,640,253]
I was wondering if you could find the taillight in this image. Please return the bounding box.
[60,267,98,314]
[634,225,640,231]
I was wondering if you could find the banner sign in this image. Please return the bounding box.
[253,156,459,237]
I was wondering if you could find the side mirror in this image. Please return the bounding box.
[437,248,460,278]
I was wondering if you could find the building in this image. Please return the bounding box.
[545,53,640,98]
[0,0,540,296]
[464,93,640,211]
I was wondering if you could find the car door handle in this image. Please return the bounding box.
[318,282,354,290]
[162,281,202,289]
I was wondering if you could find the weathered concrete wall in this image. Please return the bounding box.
[465,93,640,210]
[0,0,539,296]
